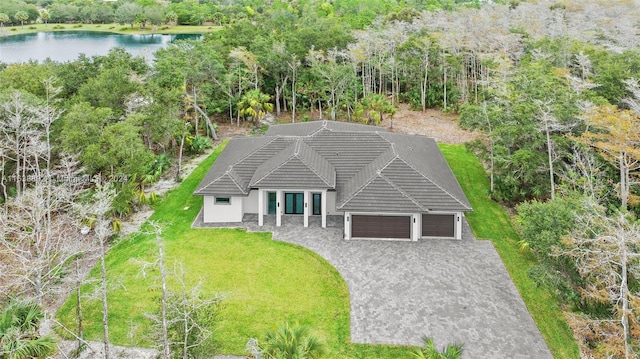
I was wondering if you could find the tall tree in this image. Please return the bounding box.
[578,105,640,209]
[237,89,273,126]
[562,203,640,359]
[14,11,28,27]
[79,184,116,359]
[0,13,8,28]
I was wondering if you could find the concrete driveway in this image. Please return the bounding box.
[194,213,553,358]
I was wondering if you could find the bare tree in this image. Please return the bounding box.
[78,183,117,359]
[287,54,300,123]
[534,99,576,200]
[561,201,640,359]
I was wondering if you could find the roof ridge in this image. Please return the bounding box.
[250,142,297,186]
[378,172,428,211]
[233,136,280,166]
[225,166,248,194]
[294,138,301,156]
[294,140,335,188]
[394,155,472,211]
[336,171,380,209]
[338,148,396,207]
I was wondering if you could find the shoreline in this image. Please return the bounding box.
[0,23,218,37]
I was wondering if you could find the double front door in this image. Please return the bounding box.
[267,192,321,215]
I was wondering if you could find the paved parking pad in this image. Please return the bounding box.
[194,213,553,358]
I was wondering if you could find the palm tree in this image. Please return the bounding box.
[14,11,28,28]
[259,323,326,359]
[355,94,396,126]
[0,13,9,28]
[412,336,464,359]
[237,89,274,126]
[0,300,57,359]
[39,10,50,25]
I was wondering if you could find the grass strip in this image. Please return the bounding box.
[440,143,579,359]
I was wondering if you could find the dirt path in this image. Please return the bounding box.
[382,104,480,143]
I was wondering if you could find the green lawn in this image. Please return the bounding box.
[57,143,413,358]
[1,23,218,36]
[440,144,579,359]
[57,141,577,358]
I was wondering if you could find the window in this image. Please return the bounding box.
[284,193,304,214]
[215,197,230,204]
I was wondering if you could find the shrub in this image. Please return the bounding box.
[189,136,211,154]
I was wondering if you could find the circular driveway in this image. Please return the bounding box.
[270,220,553,359]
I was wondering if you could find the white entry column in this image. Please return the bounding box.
[258,189,264,226]
[321,189,327,228]
[276,190,282,227]
[303,191,309,227]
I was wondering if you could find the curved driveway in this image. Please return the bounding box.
[194,213,552,358]
[270,219,552,359]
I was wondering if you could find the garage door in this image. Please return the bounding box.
[351,215,411,239]
[422,213,455,238]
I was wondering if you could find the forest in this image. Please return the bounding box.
[1,0,640,358]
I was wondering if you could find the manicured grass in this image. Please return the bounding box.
[439,144,579,359]
[57,143,413,358]
[1,24,218,37]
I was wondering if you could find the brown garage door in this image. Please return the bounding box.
[351,215,411,239]
[422,213,455,238]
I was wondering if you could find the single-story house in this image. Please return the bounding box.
[194,121,472,240]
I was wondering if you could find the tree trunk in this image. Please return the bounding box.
[275,84,281,117]
[100,237,110,359]
[176,130,185,182]
[620,249,631,359]
[620,153,628,209]
[191,92,218,141]
[545,124,555,200]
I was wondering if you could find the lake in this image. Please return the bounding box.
[0,31,202,64]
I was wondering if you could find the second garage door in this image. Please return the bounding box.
[351,215,411,239]
[422,213,455,238]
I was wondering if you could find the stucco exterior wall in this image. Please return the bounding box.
[203,196,244,223]
[243,190,259,214]
[326,191,339,215]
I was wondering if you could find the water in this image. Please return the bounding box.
[0,31,202,64]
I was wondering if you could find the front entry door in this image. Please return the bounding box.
[267,192,277,215]
[312,193,321,215]
[284,192,304,214]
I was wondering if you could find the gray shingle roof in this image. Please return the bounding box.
[250,139,335,189]
[265,120,382,137]
[196,120,471,212]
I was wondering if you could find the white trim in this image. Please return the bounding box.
[303,191,309,227]
[412,213,420,241]
[321,189,327,228]
[276,190,282,227]
[344,213,351,240]
[258,189,264,226]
